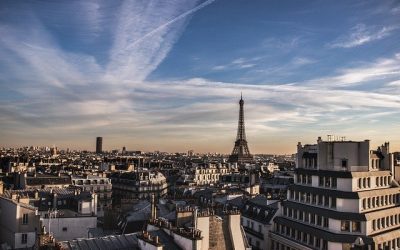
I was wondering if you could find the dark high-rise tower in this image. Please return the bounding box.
[96,137,103,154]
[228,94,253,163]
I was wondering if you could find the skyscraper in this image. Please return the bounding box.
[228,94,253,163]
[96,137,103,154]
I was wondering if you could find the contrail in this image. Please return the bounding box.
[130,0,216,47]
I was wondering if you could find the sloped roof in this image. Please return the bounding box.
[57,234,140,250]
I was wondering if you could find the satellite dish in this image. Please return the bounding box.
[354,237,365,246]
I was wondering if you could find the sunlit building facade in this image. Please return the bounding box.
[270,138,400,250]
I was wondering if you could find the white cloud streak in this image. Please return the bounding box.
[329,24,397,48]
[305,53,400,87]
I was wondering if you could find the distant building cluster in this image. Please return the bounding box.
[1,96,400,249]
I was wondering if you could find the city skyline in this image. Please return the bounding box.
[1,0,400,153]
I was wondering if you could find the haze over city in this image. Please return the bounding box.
[1,0,400,153]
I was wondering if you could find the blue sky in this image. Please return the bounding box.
[0,0,400,153]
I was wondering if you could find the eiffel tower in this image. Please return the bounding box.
[228,94,254,163]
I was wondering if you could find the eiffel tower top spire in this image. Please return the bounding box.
[228,94,253,163]
[236,93,246,141]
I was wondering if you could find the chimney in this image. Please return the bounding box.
[11,193,18,201]
[151,193,157,220]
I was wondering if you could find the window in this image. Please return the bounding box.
[324,196,329,207]
[21,234,27,244]
[62,227,68,232]
[323,217,329,228]
[311,214,315,224]
[341,220,350,231]
[307,175,312,184]
[302,233,307,243]
[305,212,310,223]
[325,177,331,187]
[258,224,262,233]
[22,214,29,225]
[317,195,323,205]
[306,193,311,203]
[322,240,328,250]
[316,238,321,248]
[332,178,337,188]
[317,215,322,226]
[300,192,305,202]
[341,159,348,168]
[352,221,361,232]
[331,197,336,208]
[319,176,324,187]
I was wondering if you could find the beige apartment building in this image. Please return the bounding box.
[0,195,40,249]
[270,138,400,250]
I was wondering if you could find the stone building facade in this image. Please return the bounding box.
[270,138,400,250]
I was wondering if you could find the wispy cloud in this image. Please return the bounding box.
[0,0,219,149]
[305,53,400,87]
[329,24,397,48]
[212,57,259,71]
[107,0,206,82]
[261,36,301,51]
[391,6,400,14]
[387,80,400,86]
